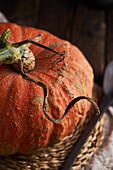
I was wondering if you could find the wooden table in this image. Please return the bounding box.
[1,0,113,86]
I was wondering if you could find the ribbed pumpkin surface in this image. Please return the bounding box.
[0,23,94,155]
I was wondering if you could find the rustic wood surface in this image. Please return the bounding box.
[0,0,113,86]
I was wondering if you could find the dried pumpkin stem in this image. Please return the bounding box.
[13,39,65,62]
[0,29,65,66]
[19,60,100,124]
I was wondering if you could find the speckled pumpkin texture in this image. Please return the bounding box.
[0,23,94,155]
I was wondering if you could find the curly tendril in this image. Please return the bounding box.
[19,60,100,124]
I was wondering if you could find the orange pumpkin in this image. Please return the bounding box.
[0,23,95,155]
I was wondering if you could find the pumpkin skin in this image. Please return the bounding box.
[0,23,94,155]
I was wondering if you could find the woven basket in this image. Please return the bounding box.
[0,84,105,170]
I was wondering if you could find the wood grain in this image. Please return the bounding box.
[106,9,113,64]
[70,2,106,85]
[0,0,37,26]
[36,0,72,39]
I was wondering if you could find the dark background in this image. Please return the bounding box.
[1,0,113,86]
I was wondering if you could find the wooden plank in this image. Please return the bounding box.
[0,0,15,21]
[0,0,39,27]
[106,9,113,64]
[71,1,106,85]
[36,0,74,39]
[0,0,74,39]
